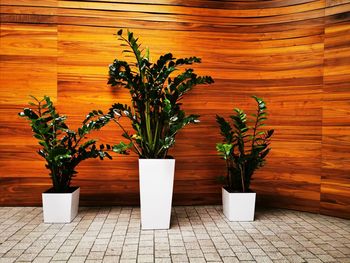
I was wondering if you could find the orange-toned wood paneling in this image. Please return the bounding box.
[0,0,58,205]
[0,0,349,218]
[321,0,350,219]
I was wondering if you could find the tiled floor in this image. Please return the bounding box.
[0,206,349,263]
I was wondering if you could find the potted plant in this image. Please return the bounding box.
[18,96,124,223]
[216,96,274,221]
[106,29,214,229]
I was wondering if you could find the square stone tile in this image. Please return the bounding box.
[16,253,38,261]
[171,254,189,262]
[203,252,221,261]
[33,257,52,263]
[189,257,207,263]
[187,249,204,258]
[137,254,154,262]
[0,258,16,263]
[68,256,87,263]
[155,258,172,263]
[51,252,71,261]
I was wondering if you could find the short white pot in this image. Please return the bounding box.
[222,187,256,221]
[42,187,80,223]
[139,159,175,230]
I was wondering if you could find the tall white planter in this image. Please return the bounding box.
[139,159,175,230]
[42,187,80,223]
[222,188,256,221]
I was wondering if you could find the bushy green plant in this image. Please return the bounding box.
[18,96,126,193]
[106,29,214,159]
[216,96,274,193]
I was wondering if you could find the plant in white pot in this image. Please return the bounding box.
[106,29,214,229]
[18,96,123,223]
[216,96,274,221]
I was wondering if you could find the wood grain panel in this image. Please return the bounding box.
[0,0,349,219]
[0,21,58,207]
[321,1,350,219]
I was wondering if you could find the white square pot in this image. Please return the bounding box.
[42,187,80,223]
[139,159,175,230]
[222,188,256,221]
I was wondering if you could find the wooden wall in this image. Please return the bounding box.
[0,0,349,219]
[321,1,350,218]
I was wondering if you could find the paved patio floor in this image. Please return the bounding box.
[0,206,349,263]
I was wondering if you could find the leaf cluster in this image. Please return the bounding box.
[216,96,274,192]
[107,29,214,158]
[18,96,117,192]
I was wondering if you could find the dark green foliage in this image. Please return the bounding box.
[107,29,214,159]
[216,96,274,193]
[19,96,125,193]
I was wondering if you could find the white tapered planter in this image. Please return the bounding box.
[42,187,80,223]
[139,159,175,230]
[222,188,256,221]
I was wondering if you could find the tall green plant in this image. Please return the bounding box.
[19,96,126,193]
[106,29,214,159]
[216,96,274,193]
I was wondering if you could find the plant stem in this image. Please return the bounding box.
[72,133,84,150]
[51,166,59,192]
[153,117,159,152]
[145,101,153,151]
[112,119,142,156]
[155,144,166,157]
[225,158,232,190]
[37,100,42,117]
[251,108,260,153]
[239,164,246,193]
